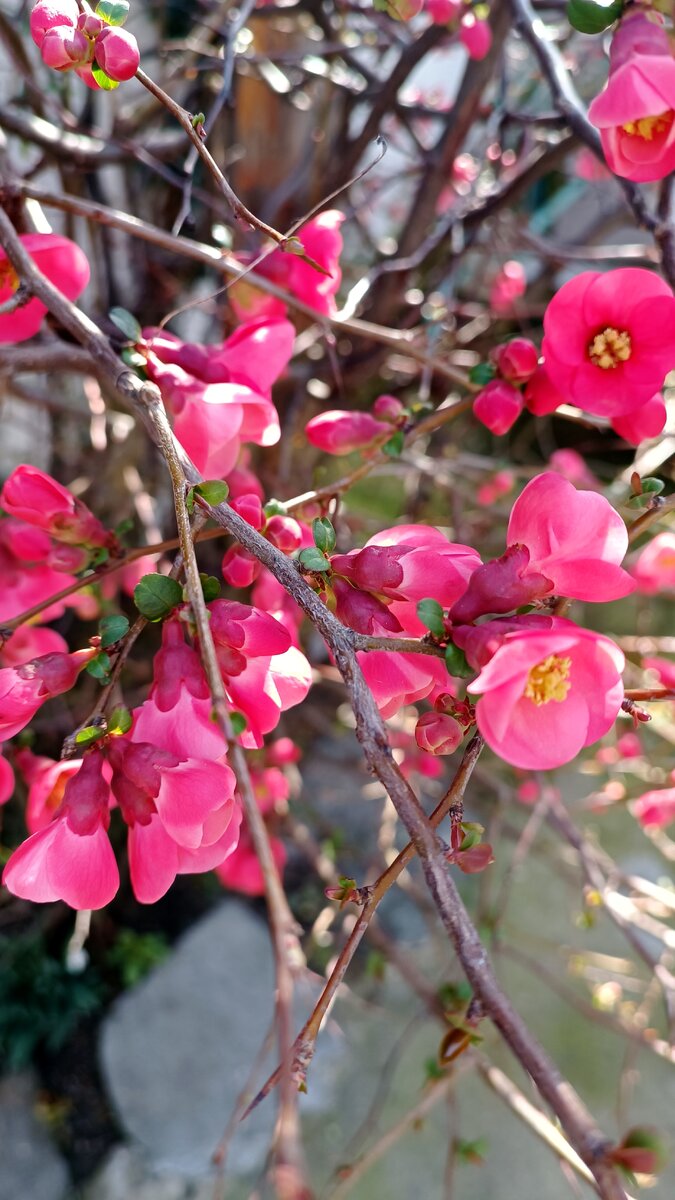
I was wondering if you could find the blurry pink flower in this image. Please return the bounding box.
[464,619,625,770]
[476,469,515,507]
[0,648,94,741]
[548,449,600,490]
[523,365,565,416]
[459,13,492,59]
[542,269,675,418]
[573,147,611,182]
[305,409,391,455]
[94,26,140,81]
[631,532,675,593]
[473,380,524,435]
[489,261,525,314]
[1,627,68,669]
[230,211,344,321]
[588,12,675,183]
[216,819,286,896]
[0,234,89,343]
[1,465,110,548]
[492,338,539,385]
[424,0,461,23]
[611,393,667,445]
[616,732,642,758]
[372,394,405,422]
[29,0,79,46]
[0,754,14,806]
[643,656,675,689]
[633,788,675,828]
[414,711,463,754]
[0,518,82,625]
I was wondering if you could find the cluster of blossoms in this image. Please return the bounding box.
[30,0,140,89]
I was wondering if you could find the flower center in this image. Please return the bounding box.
[588,327,632,370]
[0,261,19,293]
[622,111,674,142]
[524,654,572,707]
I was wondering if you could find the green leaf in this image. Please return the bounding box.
[120,347,147,377]
[108,706,132,735]
[312,517,336,554]
[95,0,130,26]
[566,0,623,34]
[194,479,229,507]
[99,614,130,648]
[114,518,134,538]
[91,62,121,90]
[445,642,473,679]
[85,653,112,682]
[298,547,330,573]
[90,546,109,567]
[108,307,141,341]
[200,573,221,602]
[641,477,666,495]
[229,711,248,736]
[469,362,496,386]
[416,598,445,639]
[382,430,405,457]
[74,724,107,748]
[134,574,183,621]
[264,498,288,517]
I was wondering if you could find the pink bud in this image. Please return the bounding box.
[492,338,539,385]
[41,25,90,70]
[473,380,524,436]
[452,153,479,185]
[0,466,109,548]
[415,711,463,755]
[94,26,140,82]
[332,578,402,635]
[460,13,492,60]
[265,515,303,554]
[489,260,526,314]
[221,545,261,588]
[29,0,78,48]
[230,493,265,530]
[523,365,565,416]
[305,410,391,456]
[47,543,90,573]
[266,737,302,766]
[425,0,462,24]
[77,11,105,37]
[372,394,405,422]
[476,469,515,507]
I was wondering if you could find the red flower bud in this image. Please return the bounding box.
[415,711,463,755]
[491,338,539,385]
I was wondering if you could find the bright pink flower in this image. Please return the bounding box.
[505,472,635,602]
[15,747,82,832]
[611,393,667,445]
[424,0,461,23]
[574,147,611,183]
[305,409,391,456]
[542,269,675,418]
[415,711,463,755]
[30,0,78,46]
[1,465,110,547]
[94,26,140,81]
[265,737,302,767]
[128,805,242,904]
[144,318,294,477]
[492,338,539,385]
[633,788,675,829]
[460,618,625,770]
[372,394,405,422]
[0,518,81,625]
[0,754,14,806]
[476,469,515,507]
[216,819,286,896]
[548,449,600,490]
[0,648,94,741]
[616,732,642,758]
[631,532,675,593]
[1,627,68,669]
[251,569,305,648]
[360,650,451,719]
[643,656,675,688]
[222,545,261,588]
[588,12,675,183]
[230,211,344,320]
[2,752,118,909]
[459,13,492,59]
[0,234,89,344]
[489,261,525,314]
[473,380,524,436]
[523,365,565,416]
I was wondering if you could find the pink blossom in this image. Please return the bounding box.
[548,449,600,490]
[415,711,463,755]
[473,380,524,436]
[458,618,625,770]
[373,394,405,422]
[476,469,515,507]
[305,409,392,456]
[541,269,675,418]
[40,25,89,70]
[230,211,344,320]
[0,754,14,806]
[489,261,526,314]
[359,649,451,719]
[0,648,94,741]
[1,627,68,669]
[523,365,565,416]
[1,465,110,547]
[611,393,667,444]
[30,0,79,47]
[492,338,539,385]
[0,518,82,625]
[144,318,294,477]
[94,26,140,81]
[424,0,461,24]
[128,806,242,904]
[15,747,82,832]
[459,13,492,59]
[2,752,118,909]
[265,515,303,554]
[0,234,89,344]
[216,764,288,896]
[633,788,675,829]
[588,12,675,183]
[631,532,675,593]
[643,656,675,688]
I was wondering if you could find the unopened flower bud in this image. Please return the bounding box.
[491,338,539,385]
[29,0,78,48]
[305,410,390,456]
[94,25,140,81]
[415,711,463,755]
[41,25,90,69]
[77,11,105,37]
[265,515,303,554]
[230,493,264,530]
[523,365,564,415]
[372,394,405,423]
[473,380,523,436]
[221,545,261,588]
[425,0,462,24]
[459,13,492,59]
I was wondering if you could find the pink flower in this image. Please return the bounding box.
[216,764,288,896]
[548,449,600,490]
[424,0,461,24]
[15,747,82,832]
[459,618,625,770]
[305,410,392,456]
[523,365,565,416]
[489,261,526,314]
[1,465,110,547]
[542,269,675,418]
[631,532,675,593]
[414,711,463,755]
[588,12,675,183]
[0,648,94,741]
[611,393,667,445]
[94,26,140,81]
[633,788,675,829]
[643,656,675,688]
[1,627,68,669]
[492,338,539,385]
[40,25,89,70]
[2,752,118,909]
[0,754,14,806]
[144,318,294,477]
[0,234,89,344]
[230,211,344,320]
[29,0,79,46]
[473,380,524,436]
[476,469,515,507]
[459,13,492,60]
[0,518,84,626]
[128,806,242,905]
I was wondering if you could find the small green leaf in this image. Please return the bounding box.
[194,480,229,507]
[229,711,248,736]
[120,347,147,377]
[641,477,665,495]
[186,488,195,515]
[95,0,130,26]
[108,706,132,735]
[114,517,134,538]
[382,430,405,457]
[416,598,445,638]
[74,725,107,748]
[298,547,330,573]
[99,614,130,648]
[200,573,221,602]
[134,574,183,621]
[109,307,141,341]
[469,362,496,386]
[90,547,109,567]
[264,498,288,517]
[312,517,336,554]
[86,652,112,682]
[566,0,623,35]
[92,62,121,90]
[445,642,473,679]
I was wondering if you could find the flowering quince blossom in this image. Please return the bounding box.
[450,473,634,622]
[453,617,625,770]
[541,269,675,418]
[459,12,492,60]
[489,261,526,314]
[216,765,289,896]
[611,393,667,445]
[0,754,14,806]
[630,532,675,594]
[30,0,140,87]
[0,518,84,627]
[0,233,89,343]
[473,380,524,436]
[0,648,95,741]
[588,11,675,183]
[632,788,675,829]
[305,410,393,456]
[230,211,344,321]
[643,656,675,689]
[2,751,119,910]
[15,747,83,833]
[1,465,112,549]
[143,319,294,477]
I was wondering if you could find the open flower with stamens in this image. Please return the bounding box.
[542,269,675,417]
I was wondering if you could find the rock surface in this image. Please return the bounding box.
[0,1072,70,1200]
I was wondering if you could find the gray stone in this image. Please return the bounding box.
[78,1146,215,1200]
[0,1072,70,1200]
[100,901,341,1180]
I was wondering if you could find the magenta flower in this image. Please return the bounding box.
[611,393,666,445]
[491,338,539,385]
[0,754,14,806]
[462,619,625,770]
[523,365,565,417]
[0,648,94,741]
[29,0,79,46]
[542,269,675,418]
[414,711,463,755]
[633,789,675,829]
[94,26,140,82]
[631,532,675,594]
[0,233,89,343]
[1,465,110,548]
[305,409,392,456]
[588,12,675,183]
[459,13,491,60]
[230,211,344,321]
[473,380,523,436]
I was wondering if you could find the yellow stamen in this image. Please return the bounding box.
[0,262,18,293]
[588,327,632,370]
[524,654,572,707]
[622,111,674,142]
